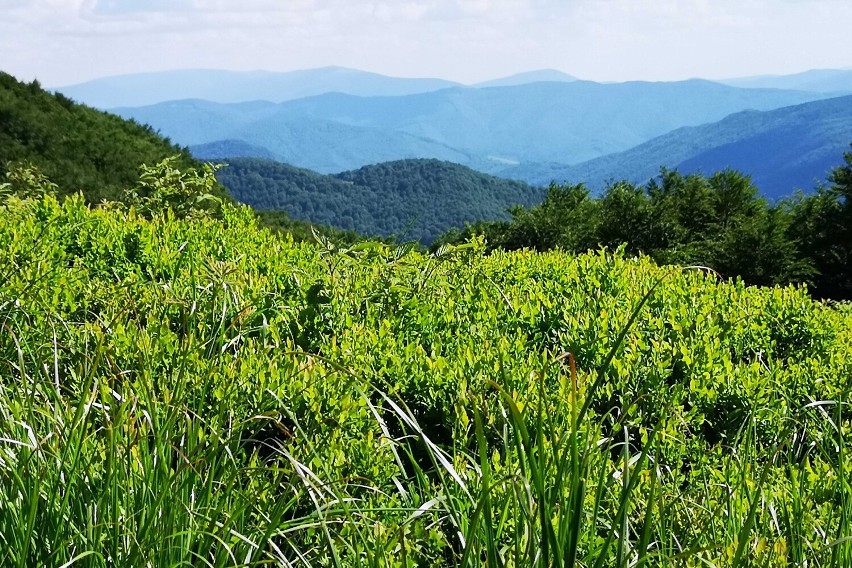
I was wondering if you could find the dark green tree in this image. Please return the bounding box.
[789,146,852,299]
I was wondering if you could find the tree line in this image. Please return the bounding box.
[435,149,852,301]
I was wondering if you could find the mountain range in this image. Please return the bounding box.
[107,80,828,176]
[50,66,852,201]
[509,94,852,198]
[54,66,852,110]
[52,67,461,108]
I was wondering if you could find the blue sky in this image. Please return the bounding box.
[2,0,850,86]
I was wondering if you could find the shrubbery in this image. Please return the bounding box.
[0,167,850,565]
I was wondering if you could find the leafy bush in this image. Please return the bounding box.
[0,175,850,566]
[123,155,222,219]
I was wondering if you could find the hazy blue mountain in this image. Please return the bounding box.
[216,157,544,243]
[54,67,461,108]
[191,140,276,161]
[718,69,852,94]
[115,80,826,175]
[474,69,578,87]
[114,99,279,145]
[515,95,852,199]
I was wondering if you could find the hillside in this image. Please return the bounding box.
[216,157,544,243]
[521,94,852,199]
[0,71,207,202]
[54,66,461,108]
[114,80,827,177]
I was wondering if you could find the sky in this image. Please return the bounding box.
[2,0,851,87]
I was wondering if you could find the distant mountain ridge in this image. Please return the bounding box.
[113,80,827,176]
[473,69,578,88]
[718,69,852,94]
[518,94,852,199]
[53,67,462,108]
[55,66,852,111]
[53,66,584,110]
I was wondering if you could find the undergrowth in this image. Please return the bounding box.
[0,192,850,566]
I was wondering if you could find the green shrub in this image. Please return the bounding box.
[0,183,850,566]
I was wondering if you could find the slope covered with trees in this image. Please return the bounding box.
[217,157,544,243]
[0,71,214,203]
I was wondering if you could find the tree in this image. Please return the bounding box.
[597,181,652,255]
[789,146,852,299]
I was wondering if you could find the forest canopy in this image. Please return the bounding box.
[0,71,224,203]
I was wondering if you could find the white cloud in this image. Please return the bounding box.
[92,0,191,14]
[1,0,849,86]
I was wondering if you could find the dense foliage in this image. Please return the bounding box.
[217,157,544,243]
[437,152,852,300]
[1,170,851,566]
[0,72,371,245]
[0,71,222,203]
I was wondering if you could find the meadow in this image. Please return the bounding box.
[1,186,851,566]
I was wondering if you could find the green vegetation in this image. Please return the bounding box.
[1,165,851,566]
[437,152,852,300]
[217,157,544,243]
[3,68,852,565]
[0,71,220,203]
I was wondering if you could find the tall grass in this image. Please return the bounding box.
[2,296,851,566]
[1,197,851,566]
[380,290,852,567]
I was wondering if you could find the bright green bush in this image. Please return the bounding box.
[0,188,850,566]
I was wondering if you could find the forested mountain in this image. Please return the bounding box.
[0,71,209,202]
[217,157,544,243]
[521,95,852,198]
[114,80,826,176]
[54,67,461,108]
